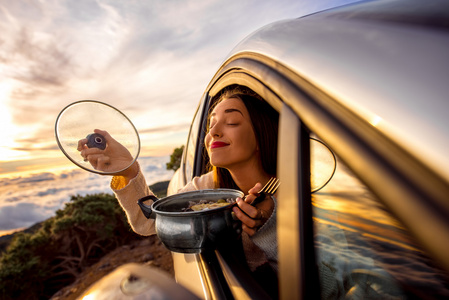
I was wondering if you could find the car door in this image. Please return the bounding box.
[277,104,449,299]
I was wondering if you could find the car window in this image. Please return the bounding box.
[183,99,206,182]
[311,147,449,299]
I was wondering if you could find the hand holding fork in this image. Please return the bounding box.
[232,177,280,236]
[249,177,280,206]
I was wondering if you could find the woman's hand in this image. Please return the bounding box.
[77,129,138,178]
[232,182,275,236]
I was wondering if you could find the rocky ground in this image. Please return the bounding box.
[51,235,174,300]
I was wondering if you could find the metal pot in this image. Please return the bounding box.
[137,189,244,253]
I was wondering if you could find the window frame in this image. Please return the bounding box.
[196,64,321,299]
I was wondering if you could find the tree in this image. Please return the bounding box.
[49,193,133,280]
[0,193,136,300]
[0,231,53,299]
[166,145,184,171]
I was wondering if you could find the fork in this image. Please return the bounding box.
[250,177,280,206]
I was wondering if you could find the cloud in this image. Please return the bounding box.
[1,0,307,116]
[138,123,191,135]
[0,202,50,230]
[0,156,173,231]
[0,156,68,174]
[11,144,60,152]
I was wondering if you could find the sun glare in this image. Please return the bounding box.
[370,115,382,127]
[0,83,26,162]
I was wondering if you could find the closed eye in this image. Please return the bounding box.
[208,121,216,130]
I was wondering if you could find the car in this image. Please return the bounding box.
[167,0,449,299]
[80,0,449,299]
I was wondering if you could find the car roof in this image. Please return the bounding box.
[227,0,449,183]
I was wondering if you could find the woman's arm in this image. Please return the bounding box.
[250,197,278,272]
[111,164,155,236]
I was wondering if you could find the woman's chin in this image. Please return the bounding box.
[209,157,228,169]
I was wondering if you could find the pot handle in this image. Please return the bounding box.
[137,195,158,219]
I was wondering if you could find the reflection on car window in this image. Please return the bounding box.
[184,100,205,181]
[184,128,195,181]
[312,151,449,299]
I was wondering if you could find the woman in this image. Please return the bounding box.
[78,86,279,279]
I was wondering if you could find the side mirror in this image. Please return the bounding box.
[310,137,337,193]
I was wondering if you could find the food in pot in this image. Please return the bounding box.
[183,198,236,212]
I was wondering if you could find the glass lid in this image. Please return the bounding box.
[55,100,140,175]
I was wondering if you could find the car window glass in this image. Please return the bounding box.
[184,100,205,181]
[311,146,449,299]
[184,131,194,182]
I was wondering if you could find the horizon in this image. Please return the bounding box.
[0,155,174,236]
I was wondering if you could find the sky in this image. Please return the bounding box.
[0,0,360,234]
[0,0,360,177]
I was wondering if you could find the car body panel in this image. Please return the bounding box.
[228,0,449,183]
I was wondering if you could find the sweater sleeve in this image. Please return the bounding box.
[178,172,214,193]
[111,166,156,236]
[250,196,278,273]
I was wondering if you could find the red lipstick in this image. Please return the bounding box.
[210,141,229,149]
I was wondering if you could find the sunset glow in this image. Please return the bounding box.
[0,85,21,161]
[0,0,358,177]
[0,0,361,235]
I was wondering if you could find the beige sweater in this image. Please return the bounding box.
[111,167,278,272]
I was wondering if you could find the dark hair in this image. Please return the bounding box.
[207,86,279,190]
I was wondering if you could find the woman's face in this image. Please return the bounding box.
[205,97,259,170]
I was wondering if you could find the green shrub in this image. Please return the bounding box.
[166,145,184,171]
[0,192,136,300]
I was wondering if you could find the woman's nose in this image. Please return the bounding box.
[209,124,222,137]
